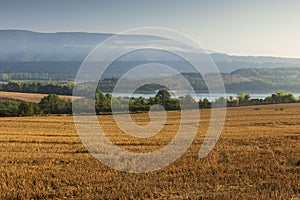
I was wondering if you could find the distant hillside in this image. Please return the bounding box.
[0,30,172,62]
[1,30,300,74]
[1,30,300,92]
[231,68,300,84]
[0,30,110,61]
[210,53,300,73]
[183,68,300,93]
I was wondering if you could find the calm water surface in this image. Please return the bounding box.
[112,92,300,102]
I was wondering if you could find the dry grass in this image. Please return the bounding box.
[0,91,79,102]
[0,104,299,199]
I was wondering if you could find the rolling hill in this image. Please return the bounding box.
[0,30,300,72]
[1,30,300,92]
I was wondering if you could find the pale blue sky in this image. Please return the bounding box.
[0,0,299,57]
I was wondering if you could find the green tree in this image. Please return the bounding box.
[95,92,112,113]
[213,97,227,107]
[18,102,34,116]
[0,99,20,117]
[237,92,251,106]
[155,89,171,106]
[202,98,210,108]
[237,92,245,101]
[244,94,251,101]
[39,94,66,114]
[178,94,197,110]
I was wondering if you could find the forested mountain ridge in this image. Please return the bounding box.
[1,30,300,92]
[1,30,300,72]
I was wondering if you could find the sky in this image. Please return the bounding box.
[0,0,299,58]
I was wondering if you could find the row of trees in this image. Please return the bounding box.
[0,94,72,117]
[72,89,300,114]
[225,91,297,107]
[0,82,74,95]
[3,79,300,97]
[0,80,119,95]
[0,90,299,117]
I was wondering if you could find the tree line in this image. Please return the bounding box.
[0,80,118,95]
[3,78,300,96]
[0,89,299,117]
[0,94,72,117]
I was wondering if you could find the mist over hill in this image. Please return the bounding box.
[1,30,300,92]
[1,30,300,72]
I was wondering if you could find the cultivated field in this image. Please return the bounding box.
[0,91,78,103]
[0,104,299,199]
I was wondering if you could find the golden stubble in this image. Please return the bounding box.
[0,103,299,199]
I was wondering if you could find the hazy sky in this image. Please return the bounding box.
[1,0,299,58]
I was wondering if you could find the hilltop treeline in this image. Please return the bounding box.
[0,61,80,81]
[0,82,74,95]
[0,90,299,117]
[0,80,119,95]
[3,67,300,93]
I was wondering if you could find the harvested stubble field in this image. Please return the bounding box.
[0,91,76,103]
[0,104,299,199]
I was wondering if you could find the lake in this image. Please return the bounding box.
[112,92,300,102]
